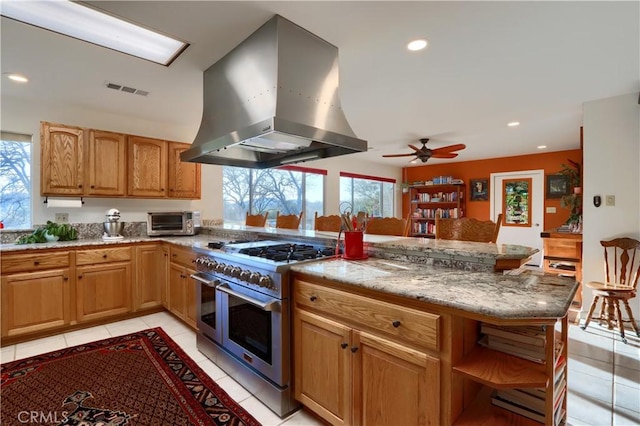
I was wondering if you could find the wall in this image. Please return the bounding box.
[403,149,583,230]
[583,92,640,318]
[1,96,402,227]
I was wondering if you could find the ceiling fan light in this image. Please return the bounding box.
[507,121,521,127]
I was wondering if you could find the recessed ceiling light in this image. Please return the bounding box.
[5,73,29,83]
[407,39,428,51]
[537,145,547,150]
[507,121,520,127]
[1,0,188,66]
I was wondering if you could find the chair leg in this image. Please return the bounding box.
[598,299,607,326]
[621,300,640,337]
[613,300,627,343]
[581,296,600,330]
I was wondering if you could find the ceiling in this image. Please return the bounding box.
[1,1,638,167]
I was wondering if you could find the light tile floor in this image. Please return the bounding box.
[1,313,638,426]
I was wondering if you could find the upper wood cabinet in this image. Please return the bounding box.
[128,136,167,197]
[41,122,84,195]
[40,122,200,199]
[87,130,127,196]
[168,142,201,199]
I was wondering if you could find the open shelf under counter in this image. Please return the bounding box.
[453,387,543,426]
[453,346,548,389]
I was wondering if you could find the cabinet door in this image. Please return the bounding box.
[294,308,351,426]
[128,136,167,197]
[168,263,186,320]
[87,130,126,196]
[76,262,131,323]
[40,122,84,195]
[185,268,197,329]
[1,269,71,337]
[168,142,201,199]
[134,245,162,311]
[353,331,440,426]
[160,246,170,308]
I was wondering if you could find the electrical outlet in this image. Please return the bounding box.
[606,195,615,206]
[55,213,69,223]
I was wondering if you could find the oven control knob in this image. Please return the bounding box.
[206,260,217,271]
[230,266,242,277]
[249,272,260,284]
[239,270,251,281]
[216,263,226,273]
[223,265,235,275]
[258,275,273,288]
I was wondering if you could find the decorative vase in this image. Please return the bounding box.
[44,231,59,242]
[573,187,582,195]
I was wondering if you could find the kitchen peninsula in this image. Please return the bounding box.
[1,226,577,425]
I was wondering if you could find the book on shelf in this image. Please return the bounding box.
[480,323,547,347]
[495,388,546,414]
[491,391,546,423]
[477,335,546,363]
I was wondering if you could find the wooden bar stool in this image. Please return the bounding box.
[314,212,342,232]
[364,216,408,236]
[245,212,268,227]
[275,211,304,230]
[581,237,640,343]
[435,214,503,243]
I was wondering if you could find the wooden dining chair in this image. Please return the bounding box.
[435,214,503,243]
[364,216,408,236]
[314,212,342,232]
[245,212,268,227]
[581,237,640,343]
[275,211,304,230]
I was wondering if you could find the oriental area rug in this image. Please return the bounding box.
[1,328,261,426]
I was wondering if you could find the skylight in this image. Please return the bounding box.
[1,1,188,66]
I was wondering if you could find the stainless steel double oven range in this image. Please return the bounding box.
[191,239,337,418]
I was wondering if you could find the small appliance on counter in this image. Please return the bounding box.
[103,208,124,241]
[147,211,200,236]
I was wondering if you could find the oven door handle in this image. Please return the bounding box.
[190,273,219,287]
[216,284,281,312]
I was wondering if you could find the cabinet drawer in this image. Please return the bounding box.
[76,247,132,265]
[543,239,581,261]
[295,279,440,351]
[1,251,70,274]
[169,246,197,268]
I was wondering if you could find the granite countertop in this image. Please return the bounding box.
[291,258,579,321]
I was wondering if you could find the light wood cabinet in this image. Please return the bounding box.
[87,130,127,196]
[134,244,163,311]
[168,142,201,199]
[41,122,84,195]
[76,247,132,323]
[128,136,167,197]
[168,245,198,329]
[293,278,441,426]
[160,245,170,309]
[1,250,72,338]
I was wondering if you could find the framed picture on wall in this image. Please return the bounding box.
[546,174,570,199]
[470,178,489,201]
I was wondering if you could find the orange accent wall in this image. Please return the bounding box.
[403,149,582,230]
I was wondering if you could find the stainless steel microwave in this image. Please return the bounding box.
[147,211,201,236]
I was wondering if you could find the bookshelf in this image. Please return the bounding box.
[452,317,568,426]
[409,182,464,237]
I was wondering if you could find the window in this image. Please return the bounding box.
[223,166,325,229]
[0,132,32,229]
[340,172,395,217]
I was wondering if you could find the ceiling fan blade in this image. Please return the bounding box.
[431,153,459,159]
[430,144,466,155]
[382,153,417,158]
[408,144,422,152]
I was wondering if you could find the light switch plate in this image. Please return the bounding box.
[55,213,69,223]
[606,195,615,206]
[546,207,556,213]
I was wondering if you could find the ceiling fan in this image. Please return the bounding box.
[382,138,466,163]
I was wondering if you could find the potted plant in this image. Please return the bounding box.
[17,221,79,244]
[559,159,581,194]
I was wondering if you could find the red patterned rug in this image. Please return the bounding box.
[1,327,261,426]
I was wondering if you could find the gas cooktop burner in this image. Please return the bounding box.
[238,243,335,262]
[207,240,256,250]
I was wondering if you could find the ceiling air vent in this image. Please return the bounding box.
[105,81,149,97]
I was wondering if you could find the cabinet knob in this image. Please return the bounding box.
[350,346,358,353]
[78,275,83,279]
[392,320,401,328]
[172,254,177,257]
[170,189,174,191]
[340,343,348,349]
[103,254,107,259]
[310,295,317,302]
[78,184,83,188]
[34,260,40,266]
[161,188,165,191]
[91,185,95,189]
[63,276,68,281]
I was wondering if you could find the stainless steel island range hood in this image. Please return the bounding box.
[181,15,367,169]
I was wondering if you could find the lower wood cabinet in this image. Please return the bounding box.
[134,244,163,311]
[1,269,71,337]
[293,278,441,426]
[168,245,198,329]
[76,246,132,323]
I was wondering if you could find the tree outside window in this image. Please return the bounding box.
[223,166,324,229]
[340,174,394,218]
[0,133,32,229]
